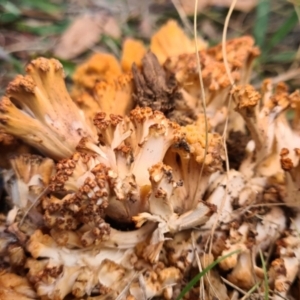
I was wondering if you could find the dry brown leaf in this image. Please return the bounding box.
[54,12,120,60]
[155,0,257,14]
[210,0,258,11]
[103,16,121,39]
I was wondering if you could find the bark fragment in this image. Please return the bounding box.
[132,51,195,125]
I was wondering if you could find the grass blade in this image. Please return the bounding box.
[259,250,269,300]
[288,0,300,22]
[295,5,300,22]
[59,60,76,78]
[0,12,20,24]
[21,0,63,14]
[253,0,271,48]
[15,20,69,35]
[176,250,241,300]
[0,2,22,24]
[266,51,296,62]
[1,2,21,15]
[264,10,298,53]
[240,283,260,300]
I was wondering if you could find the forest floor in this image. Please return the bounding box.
[1,0,300,95]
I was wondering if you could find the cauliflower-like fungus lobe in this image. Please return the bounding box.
[0,58,96,160]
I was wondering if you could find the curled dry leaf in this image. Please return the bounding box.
[102,15,121,39]
[54,12,120,60]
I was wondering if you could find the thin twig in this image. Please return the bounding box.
[171,0,193,34]
[253,67,300,89]
[207,0,238,256]
[194,0,208,205]
[19,186,50,228]
[116,271,140,300]
[240,283,260,300]
[5,41,54,54]
[221,276,247,295]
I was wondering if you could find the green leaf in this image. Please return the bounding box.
[59,60,76,78]
[176,250,241,300]
[288,0,300,23]
[1,1,21,15]
[20,0,62,14]
[286,110,295,121]
[265,51,296,62]
[265,10,298,53]
[1,53,24,73]
[15,20,69,35]
[0,1,22,24]
[101,35,121,57]
[0,12,20,24]
[253,0,271,48]
[10,57,24,73]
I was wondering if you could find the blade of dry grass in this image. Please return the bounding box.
[207,0,238,257]
[193,0,208,185]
